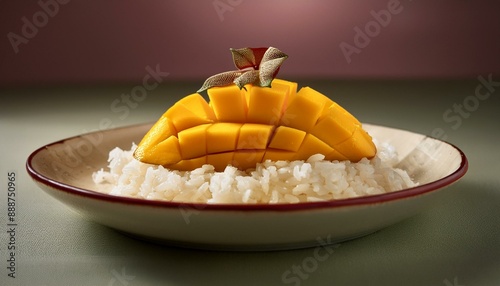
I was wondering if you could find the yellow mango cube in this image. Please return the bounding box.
[330,101,361,126]
[208,85,247,123]
[334,127,376,161]
[134,116,177,162]
[300,87,334,116]
[237,124,274,150]
[268,126,305,152]
[281,87,328,132]
[165,104,204,132]
[325,149,348,161]
[179,93,217,121]
[262,149,296,162]
[167,156,207,171]
[178,124,210,159]
[247,86,286,125]
[293,134,334,160]
[206,123,242,154]
[271,79,298,97]
[135,136,181,166]
[233,150,265,171]
[310,113,354,148]
[165,93,215,132]
[135,116,176,153]
[207,152,235,172]
[310,100,364,153]
[269,78,298,114]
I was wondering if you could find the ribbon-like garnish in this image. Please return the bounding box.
[197,47,288,92]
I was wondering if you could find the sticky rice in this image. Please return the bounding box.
[92,141,417,204]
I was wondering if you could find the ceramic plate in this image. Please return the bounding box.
[26,123,468,251]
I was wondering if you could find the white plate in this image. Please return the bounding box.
[26,123,468,251]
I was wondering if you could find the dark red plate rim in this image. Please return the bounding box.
[26,124,469,212]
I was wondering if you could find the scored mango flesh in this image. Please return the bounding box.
[133,79,376,171]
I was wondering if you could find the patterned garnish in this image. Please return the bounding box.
[197,47,288,92]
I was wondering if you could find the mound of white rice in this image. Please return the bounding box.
[92,141,417,204]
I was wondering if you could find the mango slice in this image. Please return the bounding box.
[206,123,241,154]
[164,93,216,132]
[233,150,265,171]
[268,126,305,152]
[262,149,296,162]
[237,124,274,150]
[281,87,330,132]
[247,86,287,125]
[168,156,207,171]
[133,79,376,171]
[293,134,334,161]
[207,152,235,172]
[134,116,177,164]
[208,85,247,123]
[178,124,210,159]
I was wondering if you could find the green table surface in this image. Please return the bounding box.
[1,78,499,286]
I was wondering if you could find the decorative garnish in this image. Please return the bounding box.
[197,47,288,92]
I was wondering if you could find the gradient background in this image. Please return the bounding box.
[1,0,500,86]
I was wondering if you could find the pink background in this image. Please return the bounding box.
[1,0,499,86]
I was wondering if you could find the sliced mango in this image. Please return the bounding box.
[206,123,241,154]
[281,87,329,132]
[268,126,305,152]
[137,136,181,166]
[334,127,376,161]
[133,79,376,171]
[293,134,334,161]
[167,156,207,171]
[207,152,235,172]
[208,85,247,123]
[271,79,298,98]
[164,93,216,131]
[262,149,296,162]
[310,109,355,147]
[267,79,297,118]
[233,150,265,171]
[326,149,349,162]
[237,124,274,150]
[178,124,210,160]
[134,116,177,163]
[247,86,287,125]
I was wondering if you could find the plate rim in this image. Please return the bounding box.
[26,122,469,212]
